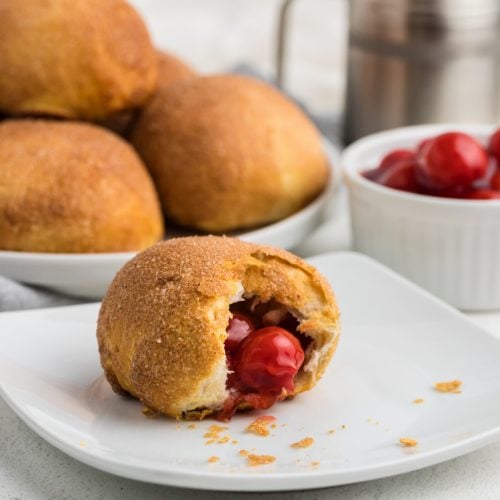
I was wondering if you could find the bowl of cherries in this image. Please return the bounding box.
[342,124,500,310]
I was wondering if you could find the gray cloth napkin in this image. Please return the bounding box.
[0,276,82,312]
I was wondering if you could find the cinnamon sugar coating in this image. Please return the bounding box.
[0,120,164,252]
[131,74,330,232]
[0,0,157,120]
[97,236,340,418]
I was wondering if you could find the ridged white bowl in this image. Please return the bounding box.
[342,124,500,311]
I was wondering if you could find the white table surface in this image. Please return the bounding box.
[2,1,500,498]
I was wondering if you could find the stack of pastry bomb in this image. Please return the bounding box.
[0,0,330,253]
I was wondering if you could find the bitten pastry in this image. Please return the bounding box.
[97,236,340,420]
[0,120,164,253]
[131,74,330,232]
[0,0,157,120]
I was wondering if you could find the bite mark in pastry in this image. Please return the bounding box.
[97,236,340,420]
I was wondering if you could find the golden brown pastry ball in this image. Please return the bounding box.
[0,0,157,120]
[131,75,330,232]
[0,120,164,253]
[97,236,340,419]
[98,50,196,137]
[155,50,196,89]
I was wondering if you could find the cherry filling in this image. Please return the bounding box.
[217,299,309,420]
[225,313,255,352]
[234,327,304,394]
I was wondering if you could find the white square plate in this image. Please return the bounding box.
[1,252,499,491]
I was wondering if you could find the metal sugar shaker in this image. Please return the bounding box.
[344,0,500,143]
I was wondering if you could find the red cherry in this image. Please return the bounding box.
[416,132,489,190]
[362,168,382,181]
[379,149,414,173]
[490,169,500,191]
[216,390,279,421]
[417,138,433,155]
[473,157,498,190]
[489,129,500,164]
[464,189,500,200]
[225,313,255,354]
[233,326,304,395]
[376,158,419,192]
[428,185,472,199]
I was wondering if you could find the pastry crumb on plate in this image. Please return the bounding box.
[203,425,227,439]
[246,454,276,466]
[291,437,314,449]
[399,437,418,447]
[434,380,462,393]
[246,415,276,437]
[204,424,232,445]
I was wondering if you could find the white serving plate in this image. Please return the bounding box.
[0,138,340,299]
[1,252,499,492]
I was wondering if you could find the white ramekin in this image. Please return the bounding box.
[342,123,500,311]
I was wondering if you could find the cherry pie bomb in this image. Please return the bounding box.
[364,129,500,200]
[97,236,341,421]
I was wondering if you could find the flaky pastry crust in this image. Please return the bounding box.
[0,0,157,120]
[97,236,340,418]
[0,120,164,252]
[131,74,330,232]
